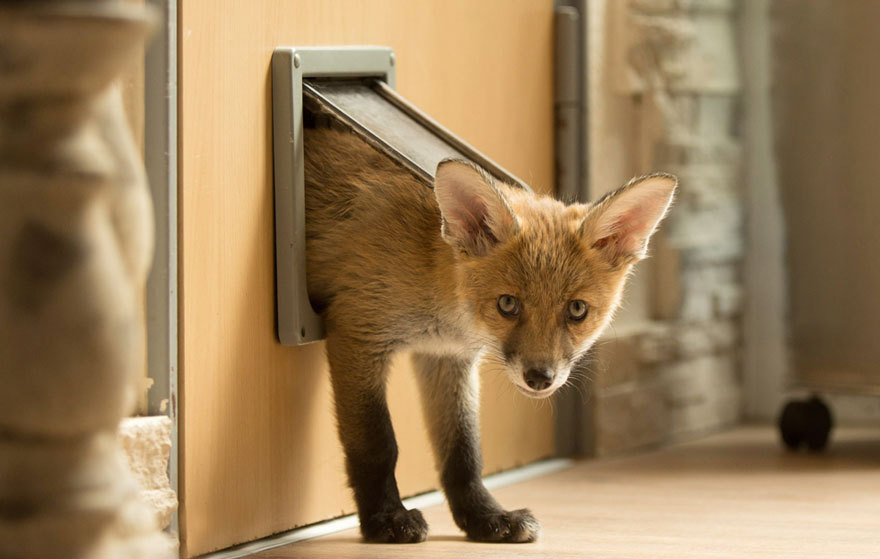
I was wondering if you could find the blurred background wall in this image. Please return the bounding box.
[587,0,744,455]
[771,0,880,421]
[587,0,880,456]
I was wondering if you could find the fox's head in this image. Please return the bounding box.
[434,160,676,398]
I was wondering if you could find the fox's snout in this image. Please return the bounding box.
[496,327,571,397]
[503,352,573,398]
[523,368,554,392]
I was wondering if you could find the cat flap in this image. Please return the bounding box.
[272,46,529,347]
[303,79,531,191]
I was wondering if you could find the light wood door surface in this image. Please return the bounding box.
[179,1,556,556]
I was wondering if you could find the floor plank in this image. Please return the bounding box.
[254,426,880,558]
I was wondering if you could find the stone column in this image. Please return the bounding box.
[0,1,174,557]
[592,0,744,455]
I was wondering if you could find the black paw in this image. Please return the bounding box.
[462,508,540,543]
[360,508,428,543]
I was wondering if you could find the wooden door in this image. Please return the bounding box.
[179,1,556,555]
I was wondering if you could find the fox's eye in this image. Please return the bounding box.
[566,300,589,322]
[497,294,520,317]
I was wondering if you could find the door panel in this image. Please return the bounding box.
[179,1,555,555]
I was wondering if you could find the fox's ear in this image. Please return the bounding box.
[434,159,519,256]
[581,173,677,264]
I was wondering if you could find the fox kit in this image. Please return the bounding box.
[304,127,676,543]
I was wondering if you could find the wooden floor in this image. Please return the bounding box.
[254,426,880,558]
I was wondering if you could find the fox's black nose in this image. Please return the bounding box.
[524,368,554,391]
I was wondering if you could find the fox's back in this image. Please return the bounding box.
[303,127,447,319]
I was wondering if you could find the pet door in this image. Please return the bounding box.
[272,46,529,346]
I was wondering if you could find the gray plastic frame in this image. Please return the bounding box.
[271,47,396,346]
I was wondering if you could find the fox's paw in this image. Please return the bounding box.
[463,508,540,543]
[361,508,428,543]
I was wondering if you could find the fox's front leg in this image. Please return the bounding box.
[413,352,540,542]
[327,334,428,543]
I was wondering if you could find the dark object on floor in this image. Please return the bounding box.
[778,396,834,451]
